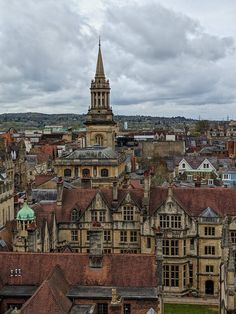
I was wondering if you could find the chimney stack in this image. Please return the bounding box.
[142,171,150,207]
[89,222,103,268]
[26,181,33,205]
[112,181,118,202]
[57,177,64,206]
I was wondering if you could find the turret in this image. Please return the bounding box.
[14,202,37,252]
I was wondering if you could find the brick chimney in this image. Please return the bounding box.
[57,177,64,206]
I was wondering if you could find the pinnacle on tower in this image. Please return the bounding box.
[95,37,105,78]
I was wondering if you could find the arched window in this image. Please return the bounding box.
[95,134,103,146]
[64,168,71,177]
[71,209,78,222]
[101,168,109,177]
[82,168,90,178]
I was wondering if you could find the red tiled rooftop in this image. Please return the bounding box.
[0,252,157,288]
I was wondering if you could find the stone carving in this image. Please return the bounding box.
[111,288,122,304]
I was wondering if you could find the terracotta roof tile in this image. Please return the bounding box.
[0,253,157,288]
[35,175,55,187]
[149,187,236,216]
[20,265,72,314]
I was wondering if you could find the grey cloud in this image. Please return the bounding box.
[0,0,236,119]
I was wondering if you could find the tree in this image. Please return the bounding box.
[195,120,209,135]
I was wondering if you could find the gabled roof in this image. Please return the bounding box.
[149,187,236,217]
[32,186,236,226]
[175,156,218,169]
[201,207,219,218]
[32,187,144,227]
[20,265,71,314]
[35,175,55,187]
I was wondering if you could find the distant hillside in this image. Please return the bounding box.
[0,112,196,131]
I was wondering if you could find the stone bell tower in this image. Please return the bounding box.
[85,40,117,150]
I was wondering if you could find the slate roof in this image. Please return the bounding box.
[68,286,157,299]
[32,189,57,202]
[63,146,117,160]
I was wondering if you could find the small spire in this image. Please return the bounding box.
[95,38,105,78]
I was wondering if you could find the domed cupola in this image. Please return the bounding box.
[17,202,35,221]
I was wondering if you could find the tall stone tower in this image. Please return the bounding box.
[85,40,117,150]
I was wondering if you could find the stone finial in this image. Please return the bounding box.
[111,288,122,305]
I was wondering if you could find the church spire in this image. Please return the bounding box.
[95,38,105,78]
[85,41,117,150]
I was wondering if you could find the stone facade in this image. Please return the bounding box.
[0,142,15,228]
[142,140,185,158]
[21,181,236,300]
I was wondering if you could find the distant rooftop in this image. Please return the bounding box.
[64,146,118,160]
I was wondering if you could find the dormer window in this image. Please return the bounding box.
[71,209,79,222]
[160,215,181,229]
[182,163,185,169]
[123,206,134,221]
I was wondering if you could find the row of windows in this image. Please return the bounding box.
[164,265,214,288]
[163,265,179,287]
[163,240,179,256]
[70,230,138,243]
[64,168,109,178]
[0,183,12,194]
[120,230,138,242]
[71,206,135,222]
[160,215,181,229]
[91,211,106,222]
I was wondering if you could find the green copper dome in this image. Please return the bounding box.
[16,202,36,221]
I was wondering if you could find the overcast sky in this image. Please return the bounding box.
[0,0,236,119]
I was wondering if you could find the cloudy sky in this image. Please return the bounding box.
[0,0,236,119]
